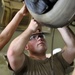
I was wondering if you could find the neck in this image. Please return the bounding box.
[29,54,46,60]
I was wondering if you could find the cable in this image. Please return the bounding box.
[50,28,55,75]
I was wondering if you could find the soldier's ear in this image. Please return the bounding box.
[25,44,29,50]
